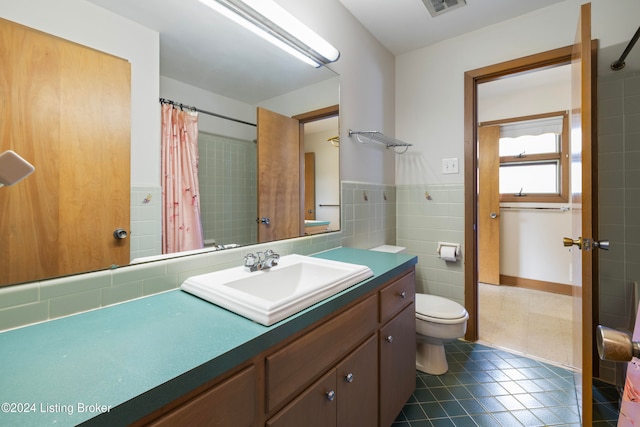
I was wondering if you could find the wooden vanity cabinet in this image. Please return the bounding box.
[139,266,416,427]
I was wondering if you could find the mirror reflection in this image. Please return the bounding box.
[0,0,340,287]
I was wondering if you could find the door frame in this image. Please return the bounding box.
[293,104,340,233]
[464,45,576,340]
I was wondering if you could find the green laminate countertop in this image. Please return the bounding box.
[0,248,416,426]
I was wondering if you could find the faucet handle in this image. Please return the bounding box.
[265,249,279,265]
[244,253,257,267]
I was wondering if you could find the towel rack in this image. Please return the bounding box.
[348,130,412,153]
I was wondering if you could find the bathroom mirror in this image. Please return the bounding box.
[1,0,340,286]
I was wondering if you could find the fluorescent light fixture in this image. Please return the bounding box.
[199,0,340,67]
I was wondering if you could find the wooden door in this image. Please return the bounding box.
[478,125,501,285]
[0,18,130,286]
[256,107,302,242]
[567,3,596,423]
[304,152,316,220]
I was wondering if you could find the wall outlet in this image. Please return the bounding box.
[442,157,459,174]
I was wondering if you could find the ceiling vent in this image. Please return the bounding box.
[422,0,467,17]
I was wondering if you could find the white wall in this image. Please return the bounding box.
[396,0,640,301]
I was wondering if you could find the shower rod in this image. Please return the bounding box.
[611,26,640,71]
[159,98,256,127]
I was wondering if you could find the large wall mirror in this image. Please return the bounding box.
[0,0,340,287]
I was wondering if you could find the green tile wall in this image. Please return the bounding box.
[0,180,395,332]
[396,184,465,305]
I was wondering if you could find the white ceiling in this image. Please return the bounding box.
[336,0,567,55]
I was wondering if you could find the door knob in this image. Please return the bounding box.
[563,237,583,249]
[596,325,640,362]
[489,212,497,219]
[113,228,128,239]
[593,240,610,250]
[256,217,270,225]
[563,237,609,251]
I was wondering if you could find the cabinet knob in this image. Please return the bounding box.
[345,373,354,383]
[399,291,406,299]
[326,390,336,401]
[385,335,393,343]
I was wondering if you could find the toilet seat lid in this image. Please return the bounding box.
[415,294,467,320]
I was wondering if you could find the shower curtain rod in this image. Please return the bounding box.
[159,98,256,127]
[611,26,640,71]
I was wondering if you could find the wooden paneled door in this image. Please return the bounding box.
[256,107,302,242]
[0,18,131,286]
[566,3,597,423]
[477,125,501,285]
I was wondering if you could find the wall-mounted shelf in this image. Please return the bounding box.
[348,130,412,153]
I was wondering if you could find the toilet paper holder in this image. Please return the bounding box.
[437,242,460,261]
[596,325,640,362]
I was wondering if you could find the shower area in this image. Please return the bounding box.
[596,26,640,387]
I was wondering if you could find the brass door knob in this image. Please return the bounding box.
[563,237,583,249]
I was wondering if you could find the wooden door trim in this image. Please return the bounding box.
[464,45,573,341]
[292,105,339,123]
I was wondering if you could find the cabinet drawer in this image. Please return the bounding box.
[379,269,415,323]
[266,294,377,412]
[149,365,256,427]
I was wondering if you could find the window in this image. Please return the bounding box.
[494,112,569,202]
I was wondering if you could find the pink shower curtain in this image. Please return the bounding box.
[161,103,204,254]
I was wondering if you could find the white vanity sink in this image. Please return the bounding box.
[180,254,374,326]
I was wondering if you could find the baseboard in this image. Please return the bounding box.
[499,274,573,296]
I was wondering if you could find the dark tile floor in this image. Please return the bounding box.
[393,341,620,426]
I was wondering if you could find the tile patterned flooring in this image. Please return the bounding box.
[393,341,620,426]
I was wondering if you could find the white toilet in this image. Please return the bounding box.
[415,293,469,375]
[369,245,469,375]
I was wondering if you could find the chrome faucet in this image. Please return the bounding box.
[244,249,280,272]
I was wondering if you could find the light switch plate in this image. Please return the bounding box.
[442,157,459,174]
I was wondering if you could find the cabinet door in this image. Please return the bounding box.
[149,365,256,427]
[379,304,416,427]
[267,369,337,427]
[337,335,378,427]
[266,295,377,411]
